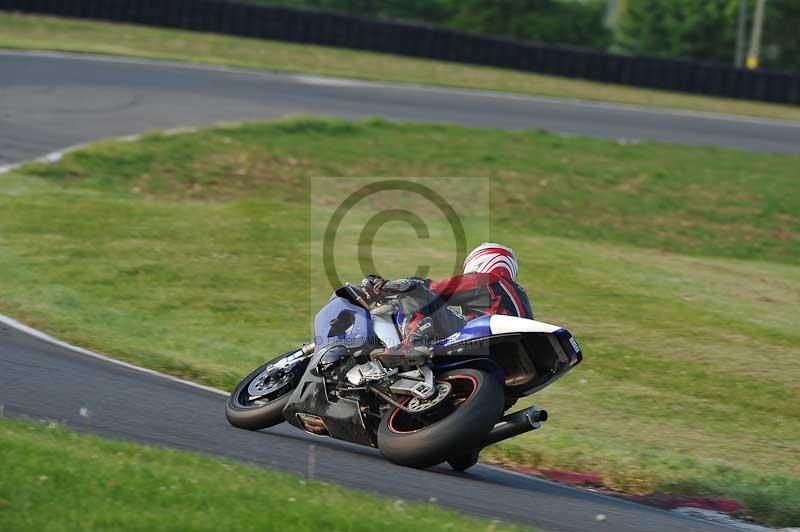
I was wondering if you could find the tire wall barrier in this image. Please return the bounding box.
[3,0,799,105]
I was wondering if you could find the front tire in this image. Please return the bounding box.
[377,368,503,468]
[226,351,307,430]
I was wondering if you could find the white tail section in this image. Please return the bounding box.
[489,315,561,335]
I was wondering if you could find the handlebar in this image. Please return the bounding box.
[339,283,372,310]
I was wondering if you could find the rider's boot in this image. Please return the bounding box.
[372,317,434,368]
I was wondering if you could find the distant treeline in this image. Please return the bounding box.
[242,0,613,50]
[241,0,800,73]
[617,0,799,74]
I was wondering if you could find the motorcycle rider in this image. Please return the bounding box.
[361,243,533,366]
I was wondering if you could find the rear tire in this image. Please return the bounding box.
[377,368,503,468]
[225,352,306,431]
[447,449,480,472]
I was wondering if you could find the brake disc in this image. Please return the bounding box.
[247,367,291,399]
[405,382,452,413]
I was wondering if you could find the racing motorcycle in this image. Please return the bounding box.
[226,284,582,471]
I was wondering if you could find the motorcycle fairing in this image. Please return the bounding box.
[313,296,375,352]
[435,315,582,397]
[282,345,375,446]
[373,313,402,349]
[284,294,378,445]
[435,315,567,346]
[434,315,493,347]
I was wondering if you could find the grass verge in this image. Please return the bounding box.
[1,12,799,122]
[1,118,798,525]
[0,418,525,531]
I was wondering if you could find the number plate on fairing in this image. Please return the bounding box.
[569,336,581,354]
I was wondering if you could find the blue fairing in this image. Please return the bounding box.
[313,296,373,351]
[435,315,493,348]
[431,316,502,383]
[554,327,583,366]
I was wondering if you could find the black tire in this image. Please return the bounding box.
[377,368,503,468]
[447,449,480,472]
[225,352,306,431]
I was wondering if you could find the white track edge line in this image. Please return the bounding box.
[0,313,228,397]
[0,123,245,175]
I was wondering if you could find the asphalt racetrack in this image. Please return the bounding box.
[2,50,799,167]
[2,49,789,531]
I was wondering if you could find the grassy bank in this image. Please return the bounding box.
[2,12,800,122]
[1,118,798,525]
[0,418,525,531]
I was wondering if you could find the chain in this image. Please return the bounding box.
[367,385,416,413]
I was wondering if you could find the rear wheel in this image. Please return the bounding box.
[225,350,309,430]
[377,368,503,468]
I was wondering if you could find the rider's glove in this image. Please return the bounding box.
[360,274,386,301]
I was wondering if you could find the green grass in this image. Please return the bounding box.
[0,418,525,531]
[1,118,799,525]
[2,12,800,122]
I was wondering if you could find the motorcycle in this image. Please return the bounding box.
[226,284,582,471]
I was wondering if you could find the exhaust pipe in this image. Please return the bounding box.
[483,406,548,446]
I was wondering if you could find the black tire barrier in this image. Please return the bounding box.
[2,0,799,105]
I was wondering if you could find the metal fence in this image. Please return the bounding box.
[3,0,800,105]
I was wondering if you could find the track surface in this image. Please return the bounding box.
[2,50,800,166]
[0,323,733,532]
[0,50,767,531]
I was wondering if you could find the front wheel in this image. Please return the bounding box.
[225,349,309,430]
[377,368,503,468]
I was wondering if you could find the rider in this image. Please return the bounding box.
[361,243,533,365]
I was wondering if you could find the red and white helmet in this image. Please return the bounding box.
[463,242,518,281]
